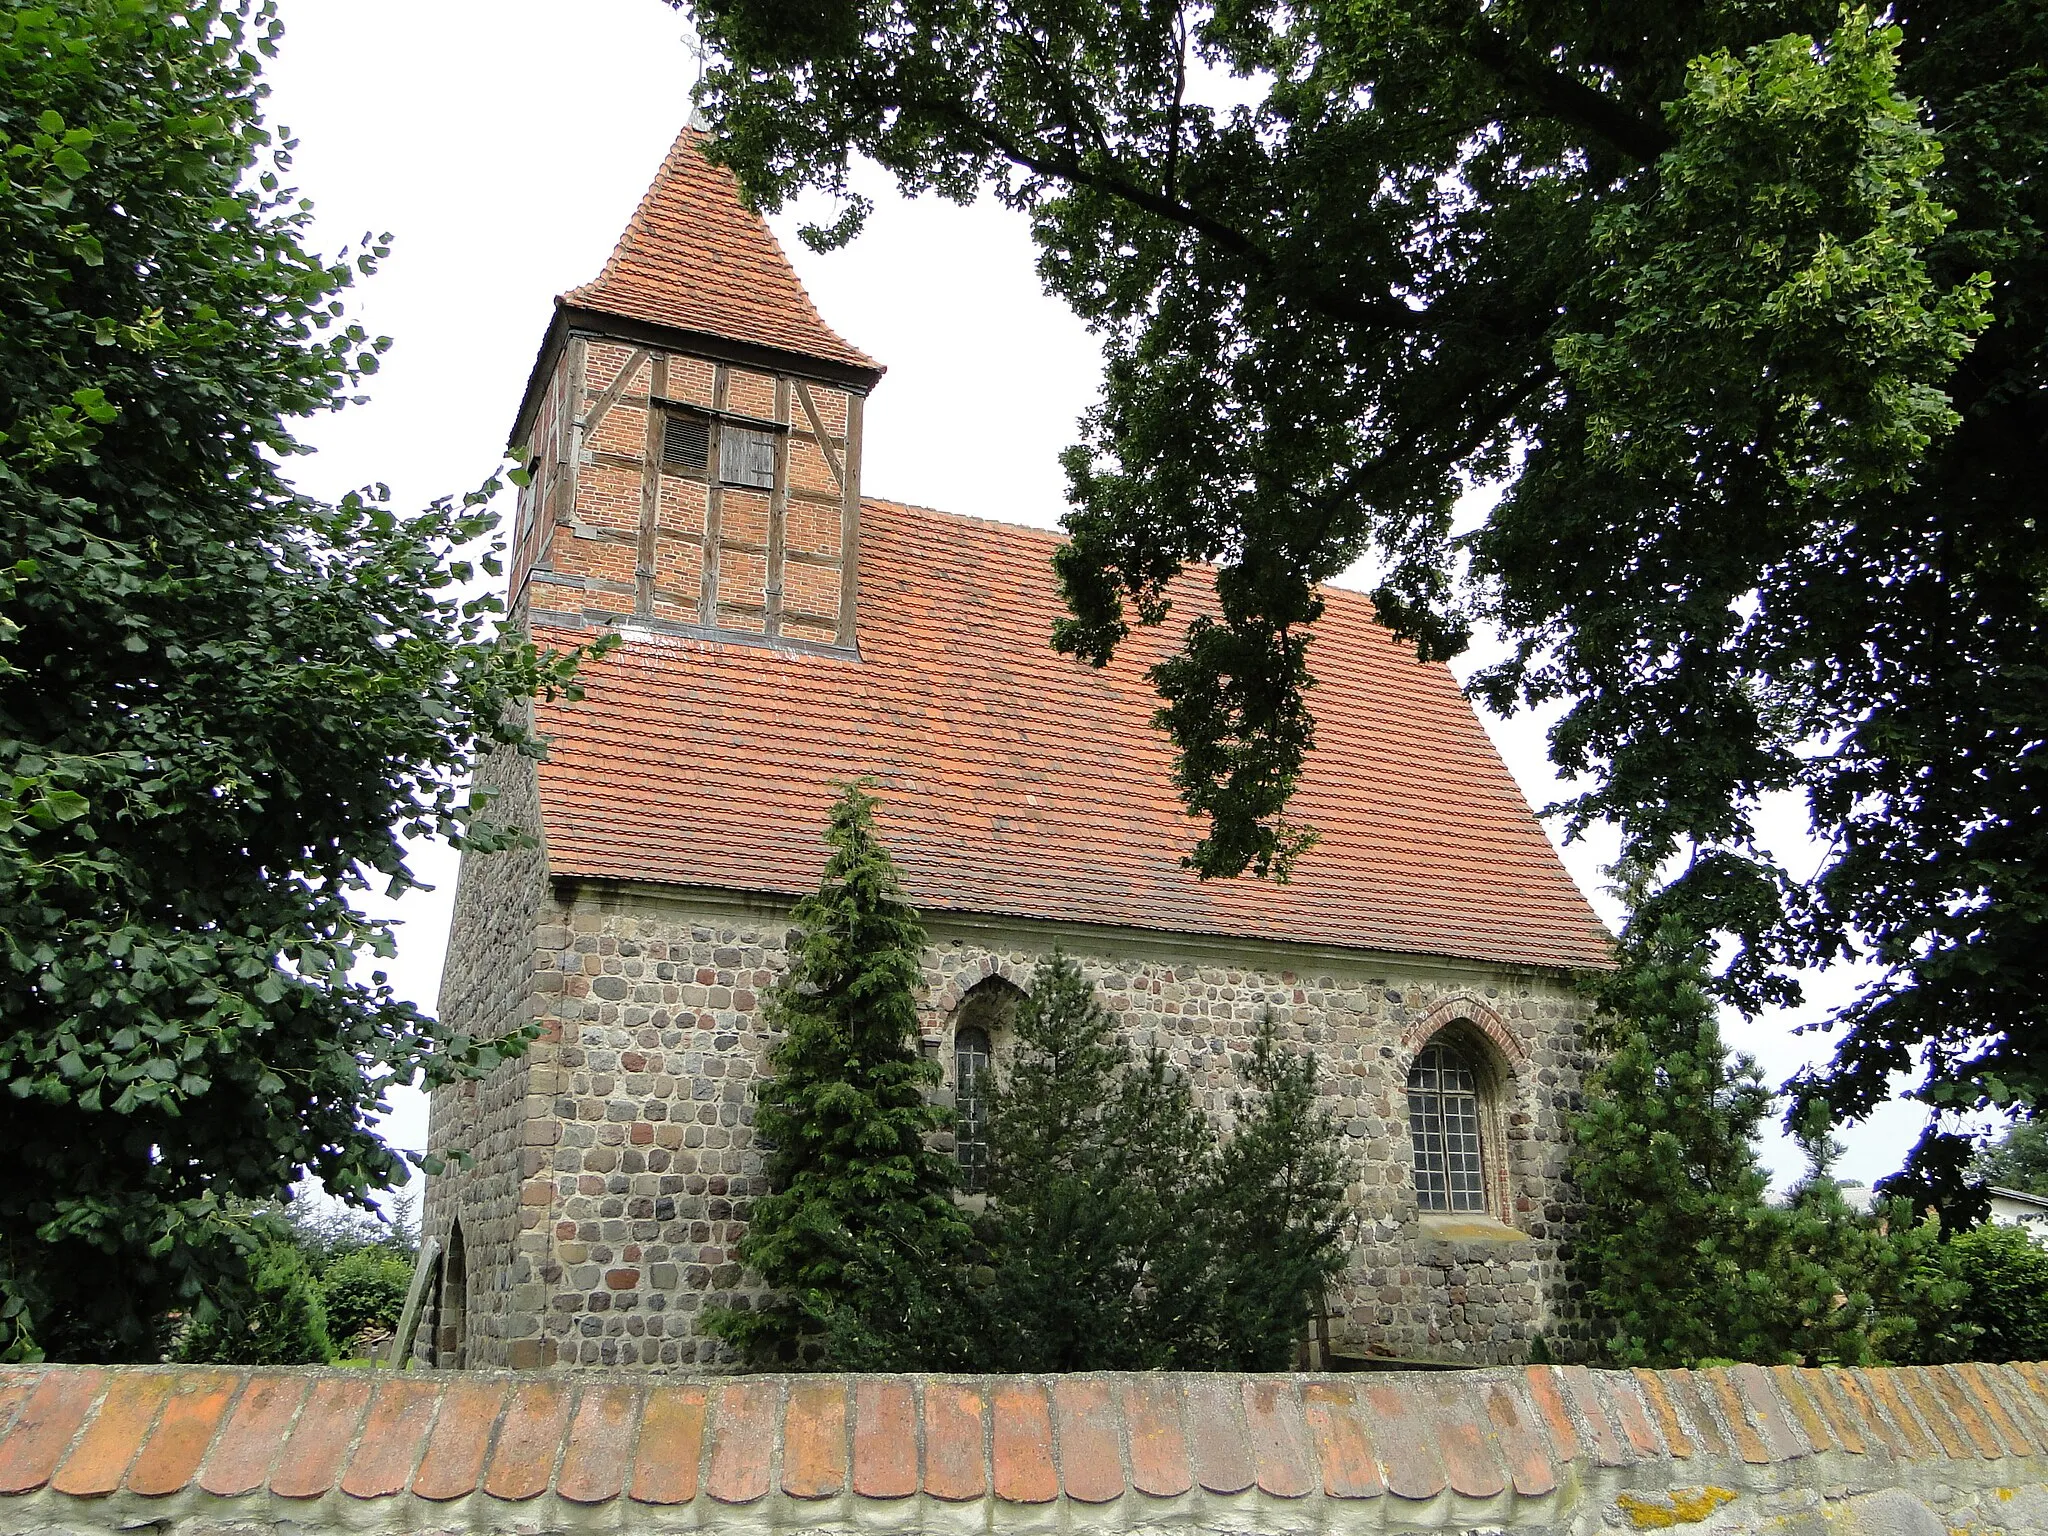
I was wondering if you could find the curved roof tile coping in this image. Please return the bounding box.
[3,1362,2047,1524]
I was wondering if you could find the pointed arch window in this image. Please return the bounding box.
[954,1025,992,1194]
[1408,1040,1487,1213]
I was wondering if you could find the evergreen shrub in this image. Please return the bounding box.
[176,1237,334,1366]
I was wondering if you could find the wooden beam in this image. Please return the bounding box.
[765,376,791,638]
[578,346,649,436]
[793,379,845,491]
[837,391,863,648]
[383,1234,442,1370]
[700,366,727,626]
[636,354,668,618]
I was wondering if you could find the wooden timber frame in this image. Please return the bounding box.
[512,314,874,647]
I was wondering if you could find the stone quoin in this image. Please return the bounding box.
[419,126,1616,1372]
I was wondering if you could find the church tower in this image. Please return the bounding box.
[506,127,883,645]
[419,129,887,1370]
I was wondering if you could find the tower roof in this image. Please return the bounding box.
[561,126,880,376]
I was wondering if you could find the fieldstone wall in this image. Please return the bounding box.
[417,743,551,1368]
[427,878,1595,1370]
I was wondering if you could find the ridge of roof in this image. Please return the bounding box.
[561,126,880,376]
[530,500,1616,971]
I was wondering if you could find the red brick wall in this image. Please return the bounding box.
[517,332,861,645]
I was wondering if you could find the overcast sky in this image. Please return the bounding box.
[264,0,1928,1192]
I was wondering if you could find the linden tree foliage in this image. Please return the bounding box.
[0,0,602,1360]
[683,0,2043,1188]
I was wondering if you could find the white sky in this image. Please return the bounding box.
[265,0,1928,1194]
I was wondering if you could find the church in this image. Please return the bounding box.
[419,127,1614,1372]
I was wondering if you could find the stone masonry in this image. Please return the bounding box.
[423,830,1595,1371]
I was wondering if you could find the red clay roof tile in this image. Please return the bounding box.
[1522,1368,1580,1465]
[704,1379,776,1504]
[270,1376,371,1499]
[557,1383,643,1504]
[483,1378,572,1501]
[1600,1373,1667,1460]
[0,1374,32,1444]
[563,128,878,375]
[0,1371,104,1495]
[411,1377,508,1501]
[1932,1366,2004,1458]
[1664,1370,1731,1459]
[1301,1381,1382,1499]
[1700,1369,1772,1465]
[1241,1378,1314,1498]
[1559,1365,1629,1468]
[535,501,1614,977]
[850,1379,917,1499]
[197,1373,307,1496]
[1355,1380,1448,1501]
[1182,1376,1254,1494]
[1799,1367,1868,1456]
[1051,1378,1122,1504]
[1769,1366,1838,1455]
[627,1383,706,1505]
[1428,1381,1506,1499]
[1731,1363,1808,1461]
[922,1381,986,1502]
[127,1370,239,1497]
[1849,1367,1932,1458]
[1482,1379,1558,1497]
[5,1362,2044,1523]
[1632,1370,1693,1461]
[1121,1377,1194,1498]
[51,1372,167,1497]
[990,1380,1056,1505]
[1989,1364,2048,1451]
[341,1378,441,1499]
[780,1379,847,1500]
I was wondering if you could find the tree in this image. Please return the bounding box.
[175,1231,335,1368]
[1573,891,1968,1366]
[1203,1022,1354,1367]
[1976,1121,2048,1197]
[0,0,598,1361]
[1571,899,1791,1364]
[707,782,977,1369]
[316,1246,413,1353]
[976,949,1217,1370]
[977,954,1351,1370]
[1945,1223,2048,1363]
[683,0,2046,1188]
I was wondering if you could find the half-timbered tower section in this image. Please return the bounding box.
[421,128,1614,1372]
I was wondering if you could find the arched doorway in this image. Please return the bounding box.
[435,1221,468,1368]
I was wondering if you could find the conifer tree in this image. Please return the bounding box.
[1575,886,1970,1366]
[175,1233,334,1367]
[708,783,975,1369]
[978,950,1215,1369]
[977,959,1351,1369]
[1571,897,1785,1365]
[1203,1022,1354,1368]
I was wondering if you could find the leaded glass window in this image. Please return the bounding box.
[954,1025,992,1194]
[1408,1041,1486,1213]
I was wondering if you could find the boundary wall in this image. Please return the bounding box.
[3,1361,2046,1534]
